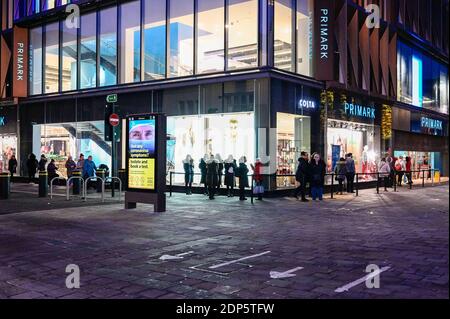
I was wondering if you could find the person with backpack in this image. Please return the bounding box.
[334,157,347,195]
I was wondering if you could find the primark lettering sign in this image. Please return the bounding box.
[421,117,442,131]
[0,116,5,127]
[344,103,376,119]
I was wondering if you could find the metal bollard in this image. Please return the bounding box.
[96,169,106,193]
[38,171,48,197]
[72,171,82,195]
[0,172,10,199]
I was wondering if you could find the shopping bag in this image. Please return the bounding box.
[253,185,264,194]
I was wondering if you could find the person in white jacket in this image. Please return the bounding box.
[379,158,391,191]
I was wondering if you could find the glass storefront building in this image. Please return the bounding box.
[0,0,448,185]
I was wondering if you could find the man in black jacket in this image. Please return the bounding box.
[294,152,310,202]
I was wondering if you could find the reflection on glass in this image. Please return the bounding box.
[80,13,97,89]
[143,0,166,80]
[168,0,194,77]
[297,0,313,76]
[120,0,141,83]
[29,26,43,95]
[44,22,59,93]
[197,0,224,73]
[62,20,77,91]
[227,0,258,70]
[274,0,293,71]
[99,7,117,87]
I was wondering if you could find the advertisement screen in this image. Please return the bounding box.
[127,115,157,190]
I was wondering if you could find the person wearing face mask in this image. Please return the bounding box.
[309,153,326,201]
[237,156,249,201]
[183,155,194,195]
[224,155,236,197]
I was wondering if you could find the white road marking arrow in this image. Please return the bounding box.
[334,266,391,293]
[209,251,271,269]
[159,251,194,261]
[269,267,304,279]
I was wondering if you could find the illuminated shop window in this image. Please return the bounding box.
[29,26,43,95]
[99,6,117,87]
[143,0,166,80]
[80,12,97,89]
[119,0,141,83]
[61,19,77,91]
[274,0,293,72]
[44,22,59,93]
[296,0,313,76]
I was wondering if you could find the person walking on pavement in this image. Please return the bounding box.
[65,156,77,179]
[199,154,208,195]
[405,156,413,185]
[294,151,310,201]
[224,155,236,197]
[345,153,356,193]
[378,158,391,191]
[334,157,347,195]
[215,154,224,193]
[309,153,326,201]
[183,155,194,195]
[250,158,264,200]
[26,153,38,183]
[237,156,249,201]
[38,154,47,171]
[8,155,18,179]
[206,154,219,200]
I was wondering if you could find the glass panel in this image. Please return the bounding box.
[29,26,43,95]
[274,0,293,71]
[80,12,97,89]
[296,0,313,76]
[197,0,224,73]
[61,19,77,91]
[99,7,117,87]
[143,0,166,80]
[119,0,141,83]
[44,22,59,93]
[227,0,258,70]
[168,0,194,77]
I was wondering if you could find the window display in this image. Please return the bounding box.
[326,119,380,180]
[167,112,254,184]
[0,135,17,173]
[33,121,111,178]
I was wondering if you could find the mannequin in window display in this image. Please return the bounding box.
[183,155,194,195]
[215,154,224,192]
[224,155,237,197]
[361,145,369,179]
[199,154,208,195]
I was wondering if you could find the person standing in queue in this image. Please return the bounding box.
[224,155,236,197]
[83,155,97,189]
[199,154,208,195]
[345,153,356,193]
[250,158,264,200]
[77,153,85,177]
[237,156,249,201]
[38,154,47,171]
[378,158,391,191]
[309,153,326,201]
[206,154,219,200]
[294,152,310,201]
[215,154,224,194]
[183,155,194,195]
[26,153,38,183]
[8,155,18,179]
[47,159,59,184]
[65,155,77,179]
[334,157,347,195]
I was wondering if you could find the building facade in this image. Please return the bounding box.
[0,0,448,187]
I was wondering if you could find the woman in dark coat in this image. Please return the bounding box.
[224,155,236,197]
[309,153,326,200]
[205,155,219,200]
[183,155,194,195]
[38,154,47,171]
[199,155,208,195]
[237,156,249,201]
[8,155,18,178]
[26,153,38,183]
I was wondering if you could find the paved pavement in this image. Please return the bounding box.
[0,183,448,299]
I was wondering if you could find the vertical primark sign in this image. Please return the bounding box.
[12,27,28,97]
[314,0,335,81]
